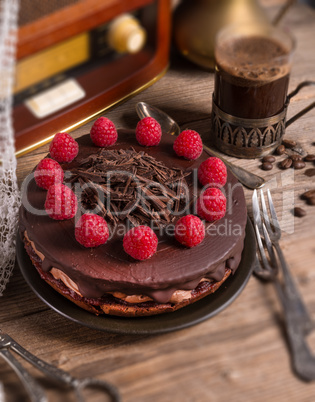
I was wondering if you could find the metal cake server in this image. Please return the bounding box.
[136,101,266,190]
[0,330,120,402]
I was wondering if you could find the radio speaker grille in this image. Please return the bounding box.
[19,0,79,26]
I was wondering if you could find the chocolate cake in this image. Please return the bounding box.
[19,130,247,317]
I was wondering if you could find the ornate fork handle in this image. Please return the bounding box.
[273,242,313,333]
[274,278,315,382]
[0,333,72,385]
[0,347,47,402]
[0,332,120,402]
[11,335,120,401]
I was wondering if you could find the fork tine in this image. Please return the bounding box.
[252,190,263,232]
[254,224,270,269]
[260,189,272,235]
[262,222,278,273]
[253,189,279,280]
[267,188,281,234]
[254,223,277,280]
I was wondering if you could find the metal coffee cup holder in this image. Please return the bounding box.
[211,80,315,158]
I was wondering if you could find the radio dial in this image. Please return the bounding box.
[108,14,146,54]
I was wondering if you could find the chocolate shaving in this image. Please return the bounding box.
[67,147,191,227]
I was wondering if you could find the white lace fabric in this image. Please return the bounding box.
[0,382,4,402]
[0,0,20,296]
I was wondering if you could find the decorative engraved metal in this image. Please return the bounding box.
[211,98,287,158]
[0,329,121,401]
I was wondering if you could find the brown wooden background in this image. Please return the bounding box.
[1,1,315,401]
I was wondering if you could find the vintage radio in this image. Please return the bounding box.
[15,0,171,156]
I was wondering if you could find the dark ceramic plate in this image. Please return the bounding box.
[17,217,255,335]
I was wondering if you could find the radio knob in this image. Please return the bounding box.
[107,14,146,54]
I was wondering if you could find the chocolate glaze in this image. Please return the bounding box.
[23,237,233,316]
[19,130,247,303]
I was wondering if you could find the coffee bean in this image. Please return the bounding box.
[262,155,276,163]
[289,154,303,162]
[307,197,315,206]
[282,139,297,149]
[275,145,286,155]
[262,162,273,171]
[279,158,292,169]
[301,189,315,200]
[304,154,315,162]
[293,160,306,169]
[293,207,306,217]
[305,168,315,177]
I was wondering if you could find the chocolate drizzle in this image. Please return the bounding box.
[68,147,191,228]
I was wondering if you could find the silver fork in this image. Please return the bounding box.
[253,189,313,329]
[252,189,315,381]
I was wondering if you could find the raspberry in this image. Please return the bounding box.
[45,183,77,220]
[75,214,109,247]
[173,129,203,160]
[34,158,64,190]
[123,225,158,260]
[90,117,118,147]
[49,132,79,163]
[175,215,205,248]
[196,187,226,222]
[136,117,162,146]
[198,157,227,188]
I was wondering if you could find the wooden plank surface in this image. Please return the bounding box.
[2,1,315,401]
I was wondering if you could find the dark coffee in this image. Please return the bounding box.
[214,35,290,119]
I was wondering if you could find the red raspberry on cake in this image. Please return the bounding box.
[173,129,203,160]
[45,183,77,220]
[175,215,205,248]
[136,117,162,146]
[90,117,118,147]
[123,225,158,260]
[49,132,79,163]
[34,158,64,190]
[196,187,226,222]
[198,157,227,187]
[75,214,109,248]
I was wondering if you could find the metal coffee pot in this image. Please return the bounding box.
[173,0,282,70]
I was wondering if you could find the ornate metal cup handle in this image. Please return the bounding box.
[286,81,315,127]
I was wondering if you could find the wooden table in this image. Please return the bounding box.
[2,1,315,401]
